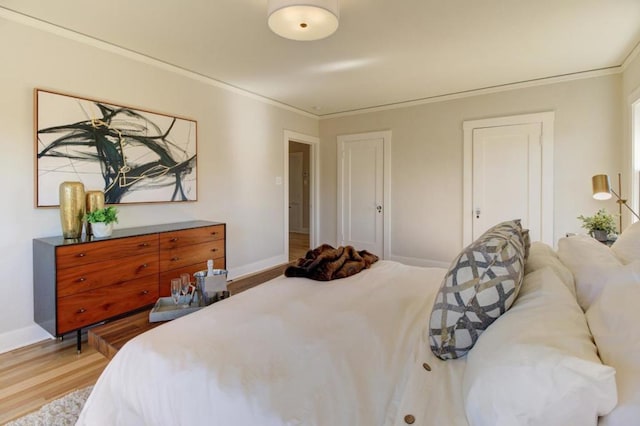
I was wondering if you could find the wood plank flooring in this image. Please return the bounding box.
[289,232,310,262]
[0,261,298,424]
[0,334,108,424]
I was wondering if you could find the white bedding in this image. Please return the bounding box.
[587,274,640,425]
[78,261,468,426]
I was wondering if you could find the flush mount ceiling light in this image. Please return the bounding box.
[268,0,339,41]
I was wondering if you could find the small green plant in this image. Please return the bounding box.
[85,206,118,224]
[577,209,617,235]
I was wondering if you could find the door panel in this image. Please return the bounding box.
[472,123,542,240]
[338,136,384,255]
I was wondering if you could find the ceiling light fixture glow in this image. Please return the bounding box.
[268,0,339,41]
[311,58,377,73]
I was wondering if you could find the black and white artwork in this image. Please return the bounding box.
[36,89,197,206]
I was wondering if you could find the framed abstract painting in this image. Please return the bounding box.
[35,89,198,206]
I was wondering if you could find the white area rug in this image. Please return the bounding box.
[6,386,92,426]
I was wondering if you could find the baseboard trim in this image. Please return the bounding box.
[228,254,288,281]
[0,324,53,355]
[388,254,451,269]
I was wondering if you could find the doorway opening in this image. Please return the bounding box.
[288,142,310,261]
[284,131,319,263]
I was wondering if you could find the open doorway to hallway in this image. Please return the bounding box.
[288,141,311,261]
[289,231,309,262]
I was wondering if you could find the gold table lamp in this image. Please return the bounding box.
[592,173,640,232]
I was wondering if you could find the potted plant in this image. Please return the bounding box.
[85,206,118,237]
[577,209,617,242]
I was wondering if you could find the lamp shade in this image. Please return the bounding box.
[268,0,339,41]
[592,174,612,200]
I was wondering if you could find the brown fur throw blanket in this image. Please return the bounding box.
[285,244,379,281]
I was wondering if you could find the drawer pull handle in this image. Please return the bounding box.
[77,308,86,314]
[141,263,148,268]
[211,231,218,235]
[76,253,86,258]
[77,277,87,282]
[141,290,149,295]
[171,257,180,261]
[170,238,178,242]
[139,242,150,247]
[211,248,218,252]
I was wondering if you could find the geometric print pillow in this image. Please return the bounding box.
[429,220,526,360]
[521,228,531,261]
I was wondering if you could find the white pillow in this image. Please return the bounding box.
[463,267,617,426]
[586,271,640,426]
[611,220,640,264]
[525,242,576,297]
[557,235,623,310]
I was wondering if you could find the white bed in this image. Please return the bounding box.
[78,221,640,426]
[78,261,469,425]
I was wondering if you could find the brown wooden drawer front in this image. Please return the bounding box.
[160,225,225,249]
[159,257,227,297]
[160,239,225,271]
[56,235,159,268]
[57,276,159,334]
[57,253,159,298]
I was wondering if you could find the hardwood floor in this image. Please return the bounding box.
[0,263,292,424]
[0,334,108,424]
[289,232,310,262]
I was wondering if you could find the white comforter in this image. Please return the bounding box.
[77,261,468,426]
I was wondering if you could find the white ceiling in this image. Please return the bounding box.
[2,0,640,116]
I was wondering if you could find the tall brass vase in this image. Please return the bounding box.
[59,182,85,239]
[85,190,105,236]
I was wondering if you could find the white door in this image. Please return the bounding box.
[337,134,384,256]
[472,123,542,240]
[289,152,304,232]
[463,112,554,246]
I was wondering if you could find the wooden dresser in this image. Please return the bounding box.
[33,220,226,351]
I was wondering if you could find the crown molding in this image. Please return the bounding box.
[0,7,318,119]
[319,67,621,119]
[621,40,640,72]
[2,6,632,121]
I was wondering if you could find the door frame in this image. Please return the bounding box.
[283,130,319,258]
[628,85,640,224]
[462,112,555,246]
[336,130,391,259]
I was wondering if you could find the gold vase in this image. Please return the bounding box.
[85,190,105,236]
[59,182,85,239]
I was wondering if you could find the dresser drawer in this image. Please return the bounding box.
[56,235,159,268]
[160,239,225,271]
[57,276,159,334]
[160,225,225,249]
[57,253,159,298]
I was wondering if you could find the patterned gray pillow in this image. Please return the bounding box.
[521,228,531,261]
[429,220,526,360]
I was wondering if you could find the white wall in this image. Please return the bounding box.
[0,16,317,352]
[319,75,623,266]
[623,51,640,98]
